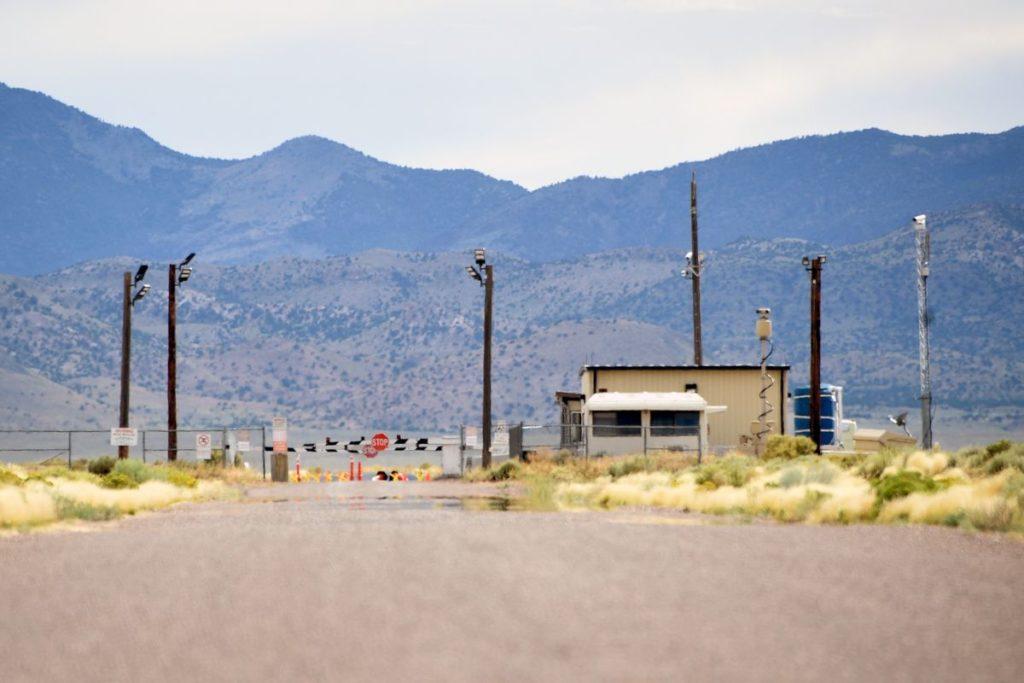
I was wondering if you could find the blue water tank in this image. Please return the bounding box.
[793,385,840,447]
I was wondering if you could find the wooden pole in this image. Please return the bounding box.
[482,264,493,469]
[167,264,178,461]
[809,257,823,455]
[690,172,703,366]
[119,271,131,459]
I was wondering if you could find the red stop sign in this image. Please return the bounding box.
[371,433,390,451]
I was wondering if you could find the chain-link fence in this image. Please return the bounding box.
[0,427,266,474]
[461,423,721,462]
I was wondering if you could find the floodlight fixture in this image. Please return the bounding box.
[177,265,192,284]
[474,248,486,266]
[180,252,196,267]
[132,282,151,305]
[134,264,149,284]
[801,256,811,268]
[466,265,482,283]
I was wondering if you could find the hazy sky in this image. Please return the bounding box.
[2,0,1022,188]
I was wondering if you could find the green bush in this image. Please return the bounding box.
[488,461,521,481]
[951,440,1024,475]
[164,468,198,488]
[112,459,151,485]
[695,456,756,488]
[88,456,116,476]
[764,435,817,460]
[858,449,897,480]
[874,471,938,502]
[608,457,646,479]
[0,468,24,486]
[101,471,138,489]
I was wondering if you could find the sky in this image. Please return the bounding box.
[1,0,1022,188]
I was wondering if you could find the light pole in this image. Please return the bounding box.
[465,248,493,469]
[802,255,826,455]
[167,253,195,461]
[119,264,151,459]
[686,171,703,365]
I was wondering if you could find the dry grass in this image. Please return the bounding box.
[470,442,1024,533]
[0,461,242,530]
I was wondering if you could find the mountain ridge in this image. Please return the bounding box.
[5,82,1024,273]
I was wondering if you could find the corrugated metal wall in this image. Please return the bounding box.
[580,368,788,448]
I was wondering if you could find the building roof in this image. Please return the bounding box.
[580,363,790,376]
[585,391,712,411]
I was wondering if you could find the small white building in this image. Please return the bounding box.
[583,391,726,456]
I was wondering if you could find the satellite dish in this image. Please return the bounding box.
[888,412,912,437]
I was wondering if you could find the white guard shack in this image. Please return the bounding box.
[584,390,725,456]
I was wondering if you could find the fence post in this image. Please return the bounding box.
[142,430,146,463]
[261,426,267,481]
[67,431,72,468]
[643,425,648,458]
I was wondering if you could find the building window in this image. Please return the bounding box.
[650,411,700,436]
[684,383,698,393]
[592,411,641,437]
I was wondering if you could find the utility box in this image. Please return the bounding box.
[440,436,462,477]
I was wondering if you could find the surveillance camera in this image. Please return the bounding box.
[756,307,771,317]
[913,215,926,224]
[685,251,693,264]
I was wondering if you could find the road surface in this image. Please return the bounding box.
[1,481,1022,681]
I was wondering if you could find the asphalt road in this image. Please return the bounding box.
[2,481,1023,682]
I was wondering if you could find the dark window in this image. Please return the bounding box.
[592,411,642,437]
[650,411,700,436]
[684,383,698,392]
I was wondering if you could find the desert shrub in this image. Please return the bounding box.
[478,460,521,481]
[778,467,804,489]
[88,456,116,476]
[0,468,23,486]
[695,456,756,489]
[874,471,938,502]
[164,468,198,488]
[608,457,646,479]
[858,450,898,480]
[70,459,90,471]
[100,472,138,489]
[764,435,816,460]
[982,445,1024,475]
[112,459,152,485]
[54,497,120,521]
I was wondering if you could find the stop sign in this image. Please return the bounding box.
[371,433,390,451]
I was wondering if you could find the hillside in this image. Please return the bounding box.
[2,83,1023,272]
[0,204,1020,445]
[0,83,526,274]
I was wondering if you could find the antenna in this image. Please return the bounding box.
[914,215,933,448]
[754,308,774,456]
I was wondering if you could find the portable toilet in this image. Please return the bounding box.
[793,385,844,449]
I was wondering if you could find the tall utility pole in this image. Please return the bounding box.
[119,265,150,459]
[167,264,177,461]
[914,215,933,449]
[167,253,194,462]
[465,249,493,469]
[482,263,493,469]
[689,171,703,365]
[803,255,826,455]
[119,272,132,460]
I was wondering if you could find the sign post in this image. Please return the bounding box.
[271,416,289,482]
[195,432,212,461]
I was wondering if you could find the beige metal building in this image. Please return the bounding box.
[558,364,790,451]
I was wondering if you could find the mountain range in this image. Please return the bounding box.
[1,83,1022,447]
[3,82,1024,273]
